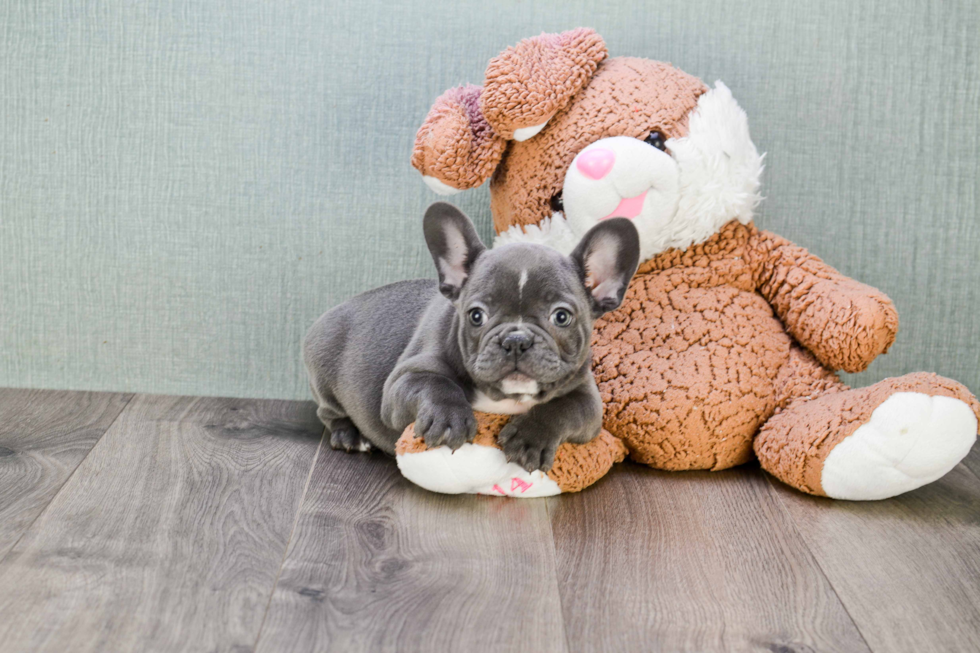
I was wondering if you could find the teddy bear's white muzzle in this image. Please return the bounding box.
[562,136,680,259]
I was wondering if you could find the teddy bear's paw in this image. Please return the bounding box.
[396,442,561,497]
[821,392,977,500]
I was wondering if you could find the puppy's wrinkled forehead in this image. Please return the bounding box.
[463,244,583,311]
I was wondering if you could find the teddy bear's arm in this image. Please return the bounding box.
[748,229,898,373]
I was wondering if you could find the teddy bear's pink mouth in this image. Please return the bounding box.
[602,190,648,220]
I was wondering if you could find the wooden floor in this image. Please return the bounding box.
[1,389,978,652]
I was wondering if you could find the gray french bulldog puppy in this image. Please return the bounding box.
[303,202,640,472]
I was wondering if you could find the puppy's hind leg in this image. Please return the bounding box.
[327,416,374,453]
[310,382,374,454]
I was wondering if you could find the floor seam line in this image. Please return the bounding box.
[545,497,574,653]
[762,473,877,653]
[0,391,136,567]
[251,423,326,651]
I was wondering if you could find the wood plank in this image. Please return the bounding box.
[770,463,980,653]
[254,447,567,653]
[549,462,870,653]
[0,394,323,653]
[0,388,132,561]
[961,442,980,481]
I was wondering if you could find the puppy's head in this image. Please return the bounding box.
[424,202,640,403]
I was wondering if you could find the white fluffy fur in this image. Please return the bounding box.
[494,212,580,254]
[666,81,764,251]
[494,81,764,262]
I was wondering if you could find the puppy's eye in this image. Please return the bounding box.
[644,130,667,152]
[468,308,486,327]
[550,308,573,328]
[549,190,564,213]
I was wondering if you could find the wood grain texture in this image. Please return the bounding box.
[770,463,980,653]
[548,462,870,653]
[0,388,132,561]
[2,390,977,652]
[0,394,323,653]
[255,447,567,653]
[961,443,980,481]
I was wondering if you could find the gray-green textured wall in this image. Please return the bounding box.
[1,0,978,400]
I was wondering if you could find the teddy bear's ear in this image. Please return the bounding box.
[411,84,508,196]
[480,28,607,141]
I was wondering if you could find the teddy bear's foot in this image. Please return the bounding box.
[821,392,976,499]
[755,373,979,500]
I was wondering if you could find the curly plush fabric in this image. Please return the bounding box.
[397,411,627,493]
[594,221,790,470]
[548,430,627,493]
[481,28,607,140]
[748,229,899,373]
[411,84,506,191]
[591,219,979,494]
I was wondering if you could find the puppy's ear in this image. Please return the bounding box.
[570,218,640,316]
[423,202,487,301]
[412,84,507,195]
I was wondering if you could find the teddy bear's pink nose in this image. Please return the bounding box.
[575,148,615,180]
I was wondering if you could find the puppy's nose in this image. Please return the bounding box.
[501,331,533,355]
[576,148,615,180]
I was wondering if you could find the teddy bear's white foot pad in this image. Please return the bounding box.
[821,392,977,500]
[397,442,561,497]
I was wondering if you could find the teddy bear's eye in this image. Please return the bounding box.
[549,190,564,213]
[644,130,667,152]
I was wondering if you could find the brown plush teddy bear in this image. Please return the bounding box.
[407,28,979,500]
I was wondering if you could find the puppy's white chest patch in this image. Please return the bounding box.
[471,390,539,415]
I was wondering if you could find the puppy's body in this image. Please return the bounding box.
[304,203,639,471]
[304,278,437,453]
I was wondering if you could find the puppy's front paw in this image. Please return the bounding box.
[415,401,477,451]
[498,416,561,473]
